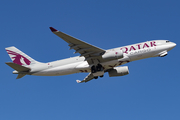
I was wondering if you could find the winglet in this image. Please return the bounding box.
[76,80,82,83]
[49,27,58,32]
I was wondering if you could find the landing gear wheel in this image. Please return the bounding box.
[91,64,104,79]
[91,65,96,73]
[96,64,103,71]
[100,75,104,78]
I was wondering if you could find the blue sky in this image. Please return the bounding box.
[1,0,180,120]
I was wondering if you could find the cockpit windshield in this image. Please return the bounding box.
[166,41,170,43]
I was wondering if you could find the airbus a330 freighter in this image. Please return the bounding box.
[5,27,176,83]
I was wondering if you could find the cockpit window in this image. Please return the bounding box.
[166,41,170,43]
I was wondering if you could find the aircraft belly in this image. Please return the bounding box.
[32,63,80,76]
[151,44,172,57]
[128,48,155,61]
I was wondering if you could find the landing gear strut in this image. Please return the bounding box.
[96,64,103,71]
[91,64,104,79]
[91,64,103,73]
[91,65,96,73]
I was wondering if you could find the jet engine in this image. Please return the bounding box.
[102,50,123,60]
[108,66,129,77]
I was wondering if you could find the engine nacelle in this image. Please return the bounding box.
[102,50,123,60]
[108,66,129,77]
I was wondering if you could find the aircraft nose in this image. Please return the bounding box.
[167,42,176,51]
[174,43,176,47]
[172,42,176,48]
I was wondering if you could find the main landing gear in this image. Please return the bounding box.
[91,64,104,79]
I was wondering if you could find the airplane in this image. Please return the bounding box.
[5,27,176,83]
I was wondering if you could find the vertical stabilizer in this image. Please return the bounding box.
[5,46,40,66]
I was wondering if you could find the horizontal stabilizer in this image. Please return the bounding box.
[16,74,26,79]
[5,62,30,72]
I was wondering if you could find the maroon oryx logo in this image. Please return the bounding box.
[6,50,31,65]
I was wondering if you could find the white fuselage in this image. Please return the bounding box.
[30,40,176,76]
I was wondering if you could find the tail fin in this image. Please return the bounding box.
[5,62,30,79]
[5,46,40,66]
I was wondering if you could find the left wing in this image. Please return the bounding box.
[50,27,105,64]
[76,73,94,83]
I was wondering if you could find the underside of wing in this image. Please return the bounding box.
[76,73,94,83]
[50,27,105,64]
